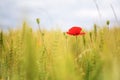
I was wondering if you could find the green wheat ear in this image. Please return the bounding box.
[94,24,97,41]
[89,32,92,42]
[63,32,67,39]
[106,20,110,26]
[36,18,40,24]
[0,30,3,47]
[83,35,86,47]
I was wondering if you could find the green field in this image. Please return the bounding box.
[0,22,120,80]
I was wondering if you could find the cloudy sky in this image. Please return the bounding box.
[0,0,120,31]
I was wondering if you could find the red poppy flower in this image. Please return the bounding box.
[66,26,85,36]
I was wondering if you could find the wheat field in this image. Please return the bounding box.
[0,22,120,80]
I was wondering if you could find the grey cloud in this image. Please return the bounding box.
[0,0,120,30]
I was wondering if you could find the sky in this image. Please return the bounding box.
[0,0,120,31]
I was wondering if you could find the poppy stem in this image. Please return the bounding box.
[75,36,80,68]
[76,36,78,56]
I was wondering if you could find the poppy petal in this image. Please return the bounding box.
[66,26,85,36]
[80,32,85,35]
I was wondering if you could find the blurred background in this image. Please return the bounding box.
[0,0,120,31]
